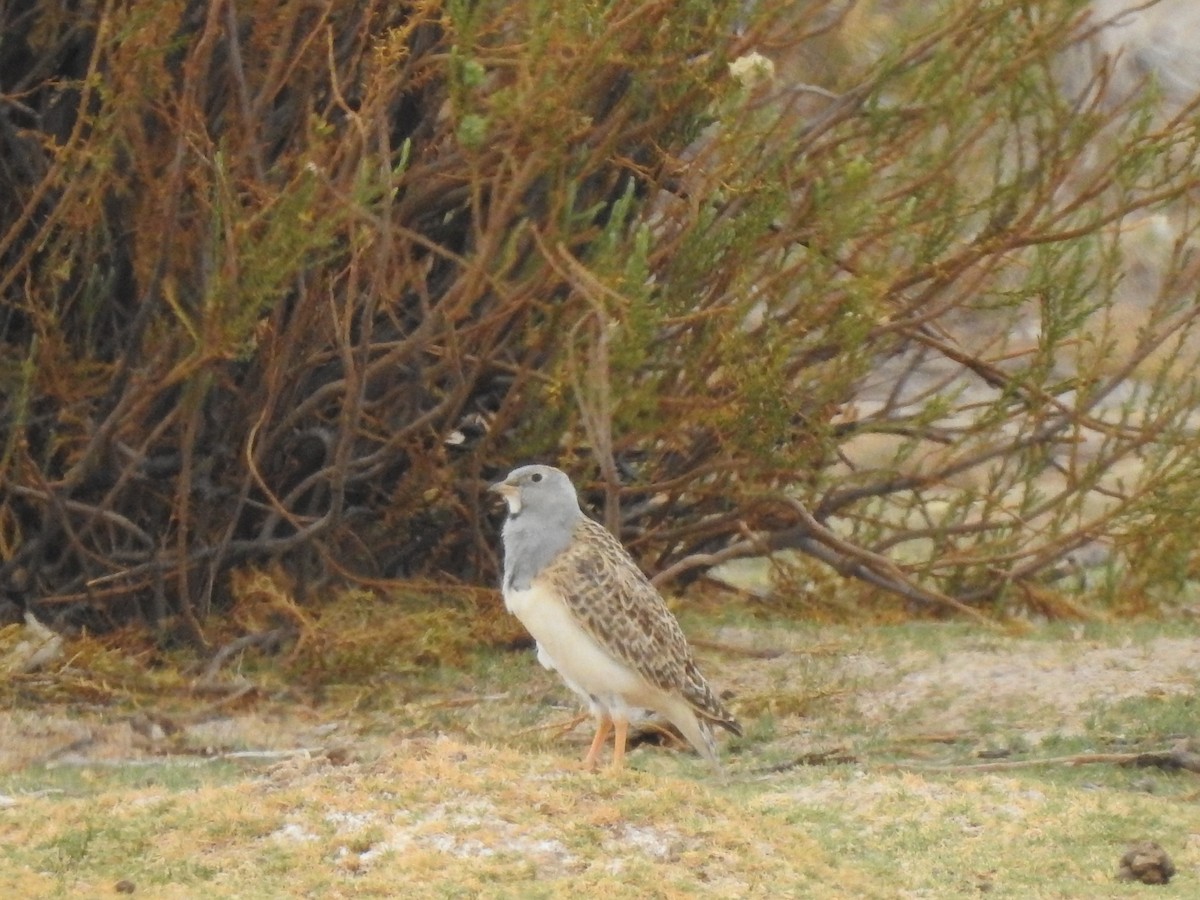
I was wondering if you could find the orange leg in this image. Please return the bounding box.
[610,717,629,771]
[582,715,613,771]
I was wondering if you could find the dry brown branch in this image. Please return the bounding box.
[891,746,1200,775]
[750,748,860,774]
[45,748,328,769]
[202,627,297,681]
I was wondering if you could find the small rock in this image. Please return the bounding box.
[4,612,64,674]
[114,879,136,893]
[1117,840,1175,884]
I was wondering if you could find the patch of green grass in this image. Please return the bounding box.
[1084,692,1199,745]
[0,758,245,796]
[748,767,1191,898]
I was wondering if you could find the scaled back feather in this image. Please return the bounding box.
[535,516,742,736]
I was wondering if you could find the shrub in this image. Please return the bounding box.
[2,0,1199,639]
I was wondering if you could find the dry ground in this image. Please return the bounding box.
[2,617,1198,898]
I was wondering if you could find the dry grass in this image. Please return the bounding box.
[2,612,1199,897]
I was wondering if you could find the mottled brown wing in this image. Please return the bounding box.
[536,516,740,734]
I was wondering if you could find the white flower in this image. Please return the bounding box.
[728,52,775,88]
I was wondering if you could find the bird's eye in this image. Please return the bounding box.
[531,472,543,483]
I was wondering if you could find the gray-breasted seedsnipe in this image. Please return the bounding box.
[490,464,740,771]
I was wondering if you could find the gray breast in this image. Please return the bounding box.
[502,514,574,592]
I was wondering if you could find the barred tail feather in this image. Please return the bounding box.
[683,664,742,738]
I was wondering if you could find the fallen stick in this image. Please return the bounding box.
[43,747,329,770]
[687,638,786,659]
[888,746,1200,774]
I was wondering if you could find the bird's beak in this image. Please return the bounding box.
[488,480,520,514]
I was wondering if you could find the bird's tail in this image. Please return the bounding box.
[683,662,742,738]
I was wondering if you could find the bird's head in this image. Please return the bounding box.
[489,464,579,519]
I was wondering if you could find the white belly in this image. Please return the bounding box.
[504,583,647,710]
[504,583,717,763]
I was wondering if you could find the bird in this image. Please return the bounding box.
[489,464,741,772]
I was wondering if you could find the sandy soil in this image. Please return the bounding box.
[848,634,1200,741]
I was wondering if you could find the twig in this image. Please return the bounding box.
[187,682,258,709]
[414,693,510,710]
[651,536,766,587]
[35,733,97,765]
[533,230,625,535]
[202,627,296,681]
[213,748,324,761]
[777,498,995,625]
[749,748,859,775]
[687,637,786,659]
[514,713,589,737]
[45,748,328,769]
[887,747,1200,774]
